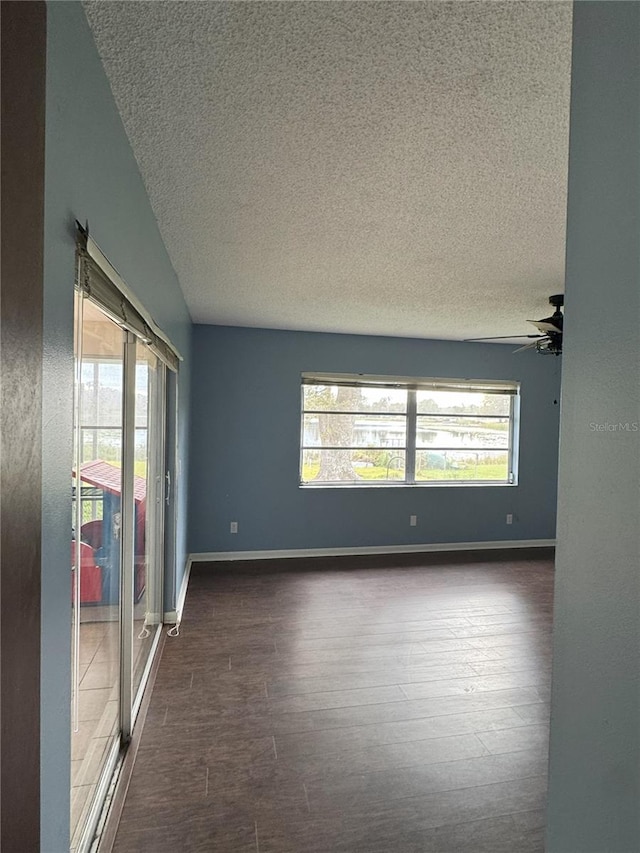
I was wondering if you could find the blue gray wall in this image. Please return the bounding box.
[189,325,561,554]
[546,3,640,851]
[42,3,192,849]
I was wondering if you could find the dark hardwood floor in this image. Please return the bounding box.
[113,550,553,852]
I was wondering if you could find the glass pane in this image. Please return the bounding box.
[132,342,163,703]
[71,297,122,847]
[417,390,511,416]
[415,449,510,482]
[303,413,407,448]
[81,427,124,466]
[80,362,128,427]
[302,448,405,483]
[304,384,407,413]
[416,416,510,449]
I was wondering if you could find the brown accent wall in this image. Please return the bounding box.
[1,2,47,850]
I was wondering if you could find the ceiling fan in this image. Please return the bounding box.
[466,294,564,355]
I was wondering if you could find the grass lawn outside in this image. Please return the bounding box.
[302,461,509,484]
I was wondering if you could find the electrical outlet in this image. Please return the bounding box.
[410,515,417,526]
[230,521,238,534]
[506,514,513,525]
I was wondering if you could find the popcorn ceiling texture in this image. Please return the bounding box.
[84,1,572,341]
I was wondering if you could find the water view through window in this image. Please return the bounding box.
[301,378,517,485]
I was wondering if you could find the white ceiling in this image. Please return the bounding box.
[84,1,572,341]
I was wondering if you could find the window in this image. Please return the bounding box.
[300,374,519,486]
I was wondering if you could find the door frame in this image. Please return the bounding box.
[0,4,46,851]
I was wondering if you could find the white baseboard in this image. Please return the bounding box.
[189,539,556,564]
[163,556,193,624]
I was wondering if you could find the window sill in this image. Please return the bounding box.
[299,481,518,489]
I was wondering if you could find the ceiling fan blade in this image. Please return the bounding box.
[527,320,562,333]
[513,340,543,353]
[465,334,544,342]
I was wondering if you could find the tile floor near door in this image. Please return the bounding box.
[71,605,158,850]
[113,551,553,853]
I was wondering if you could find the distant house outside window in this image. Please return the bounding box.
[300,374,519,486]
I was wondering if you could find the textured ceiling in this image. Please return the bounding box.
[84,1,572,341]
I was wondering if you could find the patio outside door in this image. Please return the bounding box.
[71,292,170,851]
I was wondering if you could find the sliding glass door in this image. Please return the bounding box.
[132,341,164,703]
[71,293,170,851]
[71,295,123,849]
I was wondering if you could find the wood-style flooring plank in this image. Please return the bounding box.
[112,552,553,852]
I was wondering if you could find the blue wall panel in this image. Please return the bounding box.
[189,325,561,554]
[546,3,640,850]
[42,4,191,848]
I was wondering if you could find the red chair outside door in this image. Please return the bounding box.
[71,540,102,604]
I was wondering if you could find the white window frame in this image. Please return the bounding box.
[300,373,520,487]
